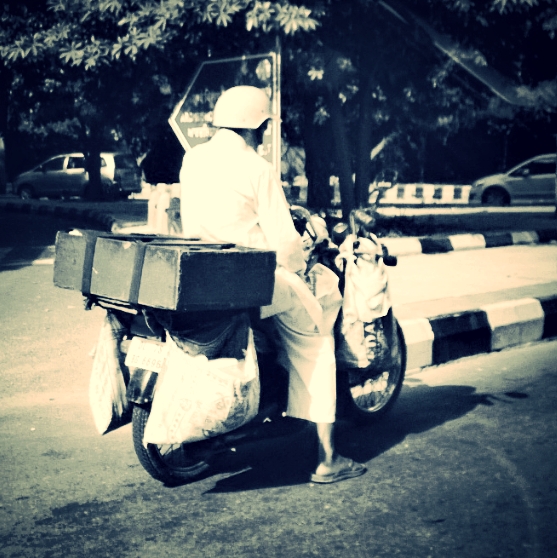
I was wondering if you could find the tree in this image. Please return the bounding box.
[1,0,555,209]
[0,0,319,197]
[381,0,557,178]
[287,0,557,210]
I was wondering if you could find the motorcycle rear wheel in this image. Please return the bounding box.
[338,318,406,424]
[132,405,210,484]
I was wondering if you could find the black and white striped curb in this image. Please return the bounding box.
[382,229,557,256]
[0,199,122,232]
[399,294,557,372]
[379,183,471,205]
[3,198,556,254]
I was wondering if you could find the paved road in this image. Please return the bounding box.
[0,212,556,557]
[0,259,555,557]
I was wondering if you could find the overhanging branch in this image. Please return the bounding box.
[377,0,555,109]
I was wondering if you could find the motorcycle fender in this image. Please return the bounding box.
[126,368,159,405]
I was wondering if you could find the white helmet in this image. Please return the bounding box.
[212,85,274,129]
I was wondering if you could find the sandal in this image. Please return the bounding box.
[310,460,366,484]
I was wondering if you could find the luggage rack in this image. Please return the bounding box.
[84,293,139,314]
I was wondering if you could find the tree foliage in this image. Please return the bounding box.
[0,0,319,68]
[1,0,555,207]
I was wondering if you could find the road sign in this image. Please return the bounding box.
[169,52,281,176]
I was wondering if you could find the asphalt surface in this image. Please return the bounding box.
[1,267,556,557]
[1,198,556,557]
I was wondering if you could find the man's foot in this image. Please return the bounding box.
[310,457,366,484]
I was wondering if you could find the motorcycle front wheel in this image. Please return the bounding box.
[132,405,210,484]
[337,314,406,424]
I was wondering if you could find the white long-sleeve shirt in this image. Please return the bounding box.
[179,129,305,274]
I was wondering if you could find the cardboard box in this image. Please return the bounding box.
[138,243,276,311]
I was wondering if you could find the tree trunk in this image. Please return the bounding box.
[304,96,334,210]
[328,89,355,218]
[0,65,11,195]
[354,71,376,208]
[502,127,510,170]
[418,133,426,183]
[82,121,104,201]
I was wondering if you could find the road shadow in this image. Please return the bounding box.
[0,209,84,272]
[203,383,526,493]
[0,245,57,272]
[0,202,146,272]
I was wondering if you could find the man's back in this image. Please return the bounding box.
[180,128,304,272]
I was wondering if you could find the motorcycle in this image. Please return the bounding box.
[84,208,406,485]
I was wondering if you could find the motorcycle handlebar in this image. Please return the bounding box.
[352,209,375,232]
[383,254,398,267]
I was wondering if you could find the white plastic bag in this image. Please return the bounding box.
[143,330,260,445]
[89,311,131,434]
[335,234,391,369]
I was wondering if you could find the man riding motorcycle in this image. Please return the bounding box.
[179,85,366,484]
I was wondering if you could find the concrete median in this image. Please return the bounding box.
[383,229,557,257]
[400,294,557,374]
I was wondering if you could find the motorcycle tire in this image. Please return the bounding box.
[132,404,210,484]
[337,318,406,424]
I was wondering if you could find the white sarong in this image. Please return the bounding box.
[261,265,342,424]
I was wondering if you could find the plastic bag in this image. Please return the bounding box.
[143,329,260,446]
[89,311,132,434]
[335,234,392,370]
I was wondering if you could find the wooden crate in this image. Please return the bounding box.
[89,236,153,304]
[54,231,183,298]
[88,236,208,304]
[54,232,276,311]
[138,243,276,311]
[53,229,108,293]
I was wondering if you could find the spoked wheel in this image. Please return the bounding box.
[338,314,406,424]
[132,405,210,484]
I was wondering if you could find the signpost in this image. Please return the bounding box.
[169,52,281,176]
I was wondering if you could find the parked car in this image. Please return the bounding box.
[469,153,556,206]
[12,152,142,200]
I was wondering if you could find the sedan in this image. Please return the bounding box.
[468,153,556,206]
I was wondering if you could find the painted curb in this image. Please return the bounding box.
[378,184,471,205]
[1,223,555,372]
[3,198,556,256]
[399,294,557,373]
[383,229,557,257]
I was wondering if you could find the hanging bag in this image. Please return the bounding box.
[143,327,260,446]
[334,234,392,371]
[89,311,132,434]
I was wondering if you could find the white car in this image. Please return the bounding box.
[13,152,142,200]
[469,153,556,206]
